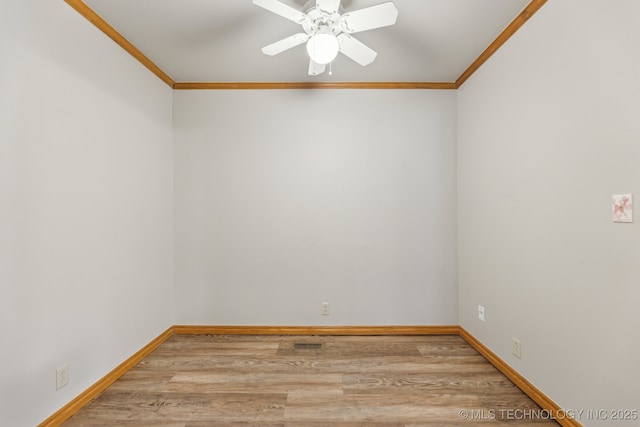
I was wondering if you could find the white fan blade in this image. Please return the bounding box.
[262,33,309,56]
[316,0,341,14]
[253,0,307,24]
[308,59,326,76]
[337,34,377,66]
[340,1,398,34]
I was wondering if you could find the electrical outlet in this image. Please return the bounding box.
[478,305,485,322]
[512,338,522,359]
[56,364,69,390]
[321,302,330,316]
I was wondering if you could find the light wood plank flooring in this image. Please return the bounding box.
[63,335,559,426]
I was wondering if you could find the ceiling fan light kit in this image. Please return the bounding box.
[306,34,339,64]
[253,0,398,76]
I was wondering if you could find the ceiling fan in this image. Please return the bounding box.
[253,0,399,76]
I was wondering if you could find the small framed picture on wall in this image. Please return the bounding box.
[612,194,633,223]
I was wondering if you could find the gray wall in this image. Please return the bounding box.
[457,1,640,424]
[6,1,639,426]
[0,2,174,425]
[173,90,458,325]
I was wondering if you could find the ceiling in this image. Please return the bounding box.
[69,0,544,87]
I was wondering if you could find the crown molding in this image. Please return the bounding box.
[172,81,457,90]
[65,0,547,90]
[456,0,548,87]
[64,0,175,87]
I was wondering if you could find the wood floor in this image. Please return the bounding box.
[62,334,559,426]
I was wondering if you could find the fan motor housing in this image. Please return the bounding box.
[302,1,343,36]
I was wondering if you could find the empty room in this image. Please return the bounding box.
[2,0,639,426]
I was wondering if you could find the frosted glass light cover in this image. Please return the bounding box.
[306,34,339,65]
